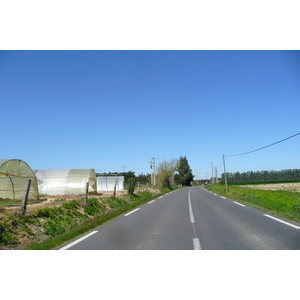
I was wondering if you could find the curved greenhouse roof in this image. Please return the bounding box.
[34,169,97,196]
[0,159,39,200]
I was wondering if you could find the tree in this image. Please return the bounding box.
[177,156,194,186]
[156,158,179,188]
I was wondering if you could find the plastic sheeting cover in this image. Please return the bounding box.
[0,159,39,200]
[97,176,124,192]
[35,169,97,196]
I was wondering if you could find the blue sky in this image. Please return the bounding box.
[1,50,299,179]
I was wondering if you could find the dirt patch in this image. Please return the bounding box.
[240,182,300,193]
[2,188,161,213]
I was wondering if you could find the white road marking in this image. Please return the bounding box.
[193,238,201,250]
[264,214,300,229]
[188,188,202,250]
[188,188,195,223]
[220,196,226,199]
[59,231,98,250]
[148,200,155,204]
[233,201,245,207]
[124,208,140,216]
[159,196,163,198]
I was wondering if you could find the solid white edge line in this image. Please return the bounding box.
[148,200,155,204]
[193,238,201,250]
[124,208,140,216]
[264,214,300,229]
[59,231,98,250]
[233,201,245,207]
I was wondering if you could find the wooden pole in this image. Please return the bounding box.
[20,179,31,216]
[113,182,117,198]
[84,182,89,207]
[223,154,228,193]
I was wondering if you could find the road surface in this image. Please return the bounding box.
[58,186,300,250]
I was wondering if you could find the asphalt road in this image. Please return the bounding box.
[58,186,300,250]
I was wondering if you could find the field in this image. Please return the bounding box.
[205,182,300,224]
[239,182,300,193]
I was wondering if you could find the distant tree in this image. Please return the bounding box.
[136,173,151,185]
[177,156,194,186]
[127,177,136,195]
[156,158,179,188]
[221,168,300,183]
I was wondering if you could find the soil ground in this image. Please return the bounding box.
[2,188,160,213]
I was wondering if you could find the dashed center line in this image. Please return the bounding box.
[193,238,201,250]
[188,188,202,250]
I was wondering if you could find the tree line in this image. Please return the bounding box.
[96,155,194,189]
[221,168,300,183]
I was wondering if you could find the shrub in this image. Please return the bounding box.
[106,197,128,210]
[84,198,106,216]
[127,177,136,195]
[43,220,66,236]
[62,200,80,210]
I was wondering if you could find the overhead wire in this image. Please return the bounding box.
[225,132,300,157]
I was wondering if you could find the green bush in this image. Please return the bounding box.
[84,198,106,216]
[43,220,66,236]
[139,191,152,200]
[35,207,64,218]
[62,200,80,210]
[0,221,18,245]
[106,197,128,210]
[127,177,136,195]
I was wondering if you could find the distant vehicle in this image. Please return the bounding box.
[204,182,208,186]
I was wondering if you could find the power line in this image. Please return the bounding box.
[225,132,300,157]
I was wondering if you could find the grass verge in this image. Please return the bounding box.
[205,184,300,223]
[0,186,179,250]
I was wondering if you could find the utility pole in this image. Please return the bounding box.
[149,160,153,185]
[210,162,214,184]
[215,167,218,183]
[122,166,126,172]
[152,157,156,187]
[223,154,228,193]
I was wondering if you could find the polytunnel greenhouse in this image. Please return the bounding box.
[97,176,124,192]
[34,169,97,196]
[0,159,39,200]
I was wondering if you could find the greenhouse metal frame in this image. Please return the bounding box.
[0,159,39,201]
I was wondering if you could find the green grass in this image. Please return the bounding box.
[205,184,300,223]
[0,186,180,250]
[225,179,300,186]
[0,198,45,208]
